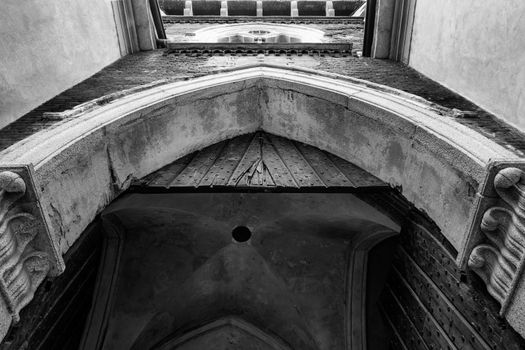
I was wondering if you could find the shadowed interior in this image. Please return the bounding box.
[92,193,398,350]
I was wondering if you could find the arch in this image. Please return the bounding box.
[154,317,292,350]
[346,228,398,350]
[0,64,517,260]
[80,190,400,349]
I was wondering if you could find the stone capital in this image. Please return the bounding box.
[467,162,525,338]
[0,166,63,340]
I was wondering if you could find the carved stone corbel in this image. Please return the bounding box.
[0,168,63,341]
[468,167,525,334]
[469,244,514,304]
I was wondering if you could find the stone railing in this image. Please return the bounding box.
[159,0,365,17]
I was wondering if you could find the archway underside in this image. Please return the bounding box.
[79,132,399,350]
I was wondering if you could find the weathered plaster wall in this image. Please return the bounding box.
[409,0,525,130]
[0,0,122,130]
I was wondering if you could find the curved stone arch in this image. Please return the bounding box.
[0,64,518,261]
[153,317,293,350]
[345,228,399,350]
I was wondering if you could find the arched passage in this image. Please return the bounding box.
[79,131,400,349]
[81,192,399,349]
[1,64,523,348]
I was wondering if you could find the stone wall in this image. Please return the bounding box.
[409,0,525,131]
[0,0,122,130]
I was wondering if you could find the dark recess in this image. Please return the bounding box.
[158,0,185,15]
[363,0,377,56]
[262,1,291,16]
[333,0,365,16]
[297,1,326,16]
[232,226,252,242]
[192,0,221,16]
[228,1,257,16]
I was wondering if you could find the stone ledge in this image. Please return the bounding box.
[166,42,353,56]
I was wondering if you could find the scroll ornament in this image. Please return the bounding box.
[469,168,525,312]
[0,171,51,339]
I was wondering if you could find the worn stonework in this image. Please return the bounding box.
[3,52,525,158]
[0,168,63,341]
[1,59,525,346]
[0,65,517,259]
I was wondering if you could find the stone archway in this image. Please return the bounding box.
[155,317,293,350]
[80,197,399,349]
[79,131,400,350]
[0,64,514,257]
[0,64,522,341]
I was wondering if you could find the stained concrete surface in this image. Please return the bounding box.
[0,0,121,130]
[409,0,525,131]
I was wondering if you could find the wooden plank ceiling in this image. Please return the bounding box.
[134,132,387,191]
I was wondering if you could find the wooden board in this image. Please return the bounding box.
[136,132,387,191]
